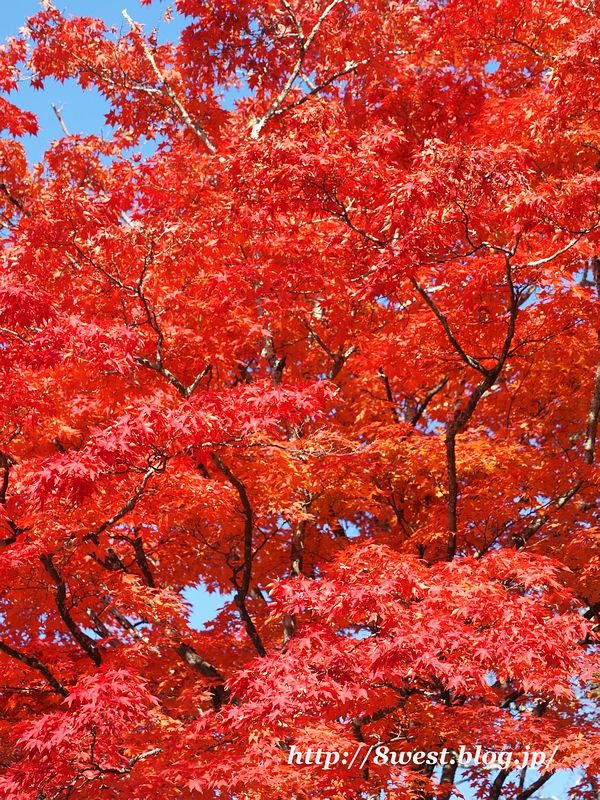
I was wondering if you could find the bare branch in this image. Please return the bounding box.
[0,183,25,212]
[133,267,210,399]
[584,359,600,465]
[439,754,458,799]
[321,184,387,245]
[51,103,70,136]
[282,0,305,39]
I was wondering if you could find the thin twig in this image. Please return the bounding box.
[51,104,70,136]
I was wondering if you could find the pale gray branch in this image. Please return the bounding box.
[251,0,346,138]
[122,10,216,153]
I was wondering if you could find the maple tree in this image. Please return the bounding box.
[1,0,600,797]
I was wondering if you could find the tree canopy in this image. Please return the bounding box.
[0,0,600,797]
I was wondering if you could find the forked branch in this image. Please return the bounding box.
[441,255,519,559]
[251,0,347,138]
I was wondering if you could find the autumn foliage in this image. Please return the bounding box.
[1,0,600,797]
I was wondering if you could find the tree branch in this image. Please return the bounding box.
[488,769,509,800]
[510,480,582,549]
[132,534,156,588]
[135,357,211,398]
[516,771,553,800]
[378,367,401,423]
[106,602,143,639]
[411,278,488,374]
[0,450,21,546]
[132,268,210,397]
[271,59,368,118]
[445,255,518,559]
[251,0,346,138]
[283,494,312,643]
[175,643,229,710]
[411,376,449,426]
[0,640,69,697]
[210,454,266,657]
[584,257,600,464]
[85,463,162,544]
[89,745,162,776]
[524,231,594,268]
[122,11,217,153]
[40,554,102,666]
[439,753,458,799]
[300,317,355,379]
[51,103,70,136]
[261,333,286,386]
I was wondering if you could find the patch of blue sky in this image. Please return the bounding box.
[184,583,235,630]
[485,60,501,74]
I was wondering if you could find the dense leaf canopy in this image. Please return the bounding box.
[0,0,600,797]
